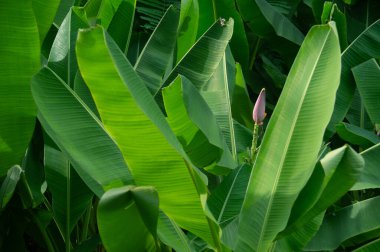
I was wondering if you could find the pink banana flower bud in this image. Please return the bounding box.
[252,88,266,125]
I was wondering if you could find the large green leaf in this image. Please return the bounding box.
[306,196,380,251]
[353,59,380,125]
[48,7,88,86]
[236,0,304,45]
[278,145,364,250]
[32,0,61,44]
[97,186,158,252]
[328,19,380,135]
[76,27,217,246]
[336,122,379,149]
[235,22,341,251]
[164,18,234,91]
[44,146,93,244]
[352,143,380,190]
[134,5,180,95]
[31,67,134,197]
[0,0,40,175]
[162,76,235,174]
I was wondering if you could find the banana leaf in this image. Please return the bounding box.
[31,67,134,197]
[76,26,219,247]
[353,58,380,125]
[0,0,40,175]
[235,22,341,251]
[306,196,380,251]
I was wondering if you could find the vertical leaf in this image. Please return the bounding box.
[0,0,40,175]
[235,22,341,251]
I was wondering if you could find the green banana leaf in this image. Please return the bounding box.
[32,0,61,44]
[48,7,88,86]
[134,5,180,95]
[164,18,234,91]
[321,2,348,50]
[0,0,40,175]
[232,63,253,129]
[235,22,341,252]
[306,196,380,251]
[346,89,373,130]
[44,146,93,244]
[163,76,235,174]
[0,165,22,210]
[97,186,158,252]
[328,19,380,135]
[157,211,195,252]
[336,122,379,149]
[76,26,218,247]
[213,0,249,68]
[200,53,237,158]
[177,0,199,61]
[352,143,380,190]
[278,145,364,250]
[31,67,134,197]
[236,0,304,45]
[353,59,380,125]
[207,164,251,229]
[353,238,380,252]
[20,127,45,207]
[107,0,136,53]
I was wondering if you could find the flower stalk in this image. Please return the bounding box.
[250,88,266,163]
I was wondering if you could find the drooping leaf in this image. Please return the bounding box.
[235,22,341,251]
[0,0,40,175]
[200,53,237,158]
[352,143,380,190]
[0,165,22,210]
[44,146,93,241]
[353,59,380,125]
[97,186,158,252]
[32,0,61,44]
[48,7,89,87]
[134,5,180,95]
[327,19,380,135]
[31,67,134,197]
[306,196,380,251]
[336,122,379,149]
[163,76,236,174]
[278,145,364,250]
[76,26,217,246]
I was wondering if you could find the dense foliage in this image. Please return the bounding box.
[0,0,380,251]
